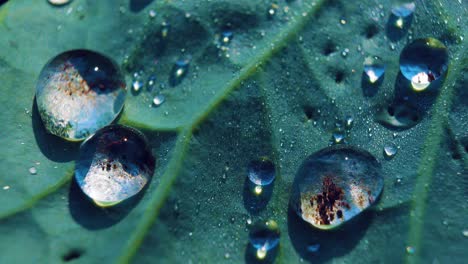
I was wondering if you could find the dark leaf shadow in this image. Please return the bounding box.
[244,243,279,264]
[243,177,274,215]
[32,97,81,162]
[69,178,146,230]
[287,206,371,263]
[129,0,154,13]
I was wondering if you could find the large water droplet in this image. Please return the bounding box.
[291,146,383,229]
[169,56,191,87]
[249,220,280,259]
[363,56,385,84]
[75,125,155,207]
[248,158,276,186]
[36,50,126,141]
[400,38,448,92]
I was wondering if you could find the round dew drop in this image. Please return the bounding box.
[248,158,276,186]
[291,146,383,229]
[249,220,280,259]
[75,125,155,207]
[35,49,126,141]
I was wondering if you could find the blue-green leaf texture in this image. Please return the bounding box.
[0,0,466,263]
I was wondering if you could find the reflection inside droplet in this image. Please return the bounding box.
[249,220,280,259]
[399,38,448,92]
[363,56,385,84]
[248,158,276,186]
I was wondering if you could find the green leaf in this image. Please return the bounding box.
[0,0,466,263]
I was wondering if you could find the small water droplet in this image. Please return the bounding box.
[29,167,37,175]
[391,3,416,18]
[75,125,156,207]
[249,220,280,259]
[363,56,385,84]
[406,246,415,254]
[248,158,276,186]
[3,185,10,190]
[462,229,468,237]
[291,146,383,229]
[161,21,170,38]
[132,75,143,93]
[152,94,166,107]
[267,3,279,19]
[383,144,398,159]
[216,30,233,50]
[36,50,126,141]
[331,131,346,144]
[345,116,354,129]
[169,56,191,87]
[400,38,448,92]
[146,75,157,92]
[148,10,156,18]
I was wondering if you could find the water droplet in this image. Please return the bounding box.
[161,21,170,38]
[148,10,156,18]
[406,246,415,254]
[169,56,191,87]
[75,125,155,207]
[331,131,346,144]
[267,3,279,19]
[383,144,398,159]
[216,30,233,50]
[248,158,276,186]
[152,94,166,107]
[462,229,468,237]
[146,75,157,92]
[132,73,144,93]
[249,220,280,259]
[3,185,10,190]
[345,116,354,129]
[400,38,448,92]
[29,167,37,175]
[36,50,126,141]
[363,56,385,84]
[291,146,383,229]
[48,0,72,6]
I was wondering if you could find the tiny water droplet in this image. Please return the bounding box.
[29,167,37,175]
[161,21,170,38]
[148,10,156,18]
[146,75,157,92]
[345,116,354,129]
[249,220,280,259]
[169,56,191,87]
[462,229,468,237]
[406,246,415,254]
[248,158,276,186]
[332,131,346,144]
[36,50,126,141]
[267,3,279,19]
[216,30,233,50]
[132,76,143,93]
[291,146,383,229]
[3,185,10,190]
[363,56,385,84]
[391,3,415,18]
[75,125,155,207]
[152,94,166,107]
[383,144,398,159]
[400,38,448,92]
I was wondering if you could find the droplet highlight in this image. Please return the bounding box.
[169,56,191,87]
[36,50,126,141]
[291,146,383,229]
[75,125,155,207]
